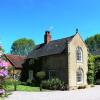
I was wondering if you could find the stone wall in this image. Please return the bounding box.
[42,53,68,83]
[68,33,88,90]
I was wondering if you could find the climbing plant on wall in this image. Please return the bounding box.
[87,55,95,84]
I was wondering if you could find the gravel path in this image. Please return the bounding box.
[5,85,100,100]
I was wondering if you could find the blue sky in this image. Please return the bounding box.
[0,0,100,53]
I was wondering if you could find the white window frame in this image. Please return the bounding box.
[48,70,56,79]
[76,47,83,63]
[76,68,83,84]
[28,70,33,81]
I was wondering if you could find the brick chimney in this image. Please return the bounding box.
[44,31,51,44]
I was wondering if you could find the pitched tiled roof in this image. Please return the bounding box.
[27,35,75,59]
[4,54,26,69]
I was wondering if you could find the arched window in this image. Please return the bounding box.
[76,68,83,83]
[76,47,83,62]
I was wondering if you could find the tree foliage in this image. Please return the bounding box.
[85,34,100,84]
[87,53,100,85]
[87,55,95,84]
[11,38,35,56]
[85,34,100,53]
[94,56,100,80]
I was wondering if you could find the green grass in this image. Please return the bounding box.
[5,79,40,92]
[4,79,41,92]
[6,84,40,92]
[3,79,48,92]
[0,79,44,99]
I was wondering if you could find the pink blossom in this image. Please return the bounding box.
[0,89,5,94]
[0,69,8,77]
[0,60,8,69]
[0,57,8,95]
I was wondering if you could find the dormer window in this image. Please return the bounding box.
[76,47,83,62]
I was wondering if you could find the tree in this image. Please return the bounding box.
[11,38,35,56]
[85,34,100,53]
[36,71,46,91]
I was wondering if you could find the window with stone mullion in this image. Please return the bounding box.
[76,47,83,62]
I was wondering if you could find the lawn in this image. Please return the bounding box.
[0,79,45,99]
[4,79,41,92]
[0,85,40,100]
[6,84,40,92]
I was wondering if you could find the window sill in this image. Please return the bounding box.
[77,81,83,85]
[77,61,83,63]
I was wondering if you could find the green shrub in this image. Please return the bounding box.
[26,79,32,86]
[94,55,100,82]
[42,78,66,90]
[95,79,100,85]
[87,55,95,84]
[36,71,46,80]
[5,78,21,86]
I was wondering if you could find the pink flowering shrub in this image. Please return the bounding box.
[0,69,8,77]
[0,60,8,69]
[0,89,5,95]
[0,59,8,96]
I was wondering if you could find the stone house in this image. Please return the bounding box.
[21,30,88,90]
